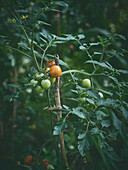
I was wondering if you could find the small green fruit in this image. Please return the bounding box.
[30,79,38,87]
[82,79,91,88]
[98,92,104,98]
[41,79,51,89]
[36,85,44,93]
[50,77,56,84]
[35,73,44,79]
[81,97,86,102]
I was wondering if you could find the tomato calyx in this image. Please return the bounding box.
[46,60,55,68]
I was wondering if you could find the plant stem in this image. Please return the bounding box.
[54,55,68,168]
[21,27,40,71]
[47,89,60,161]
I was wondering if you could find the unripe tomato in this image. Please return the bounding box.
[98,92,104,98]
[81,97,86,102]
[35,73,44,79]
[30,79,38,87]
[82,79,91,88]
[46,60,55,67]
[41,79,51,89]
[24,155,35,166]
[50,65,62,78]
[36,85,45,93]
[50,77,56,84]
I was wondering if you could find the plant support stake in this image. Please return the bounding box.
[54,54,68,168]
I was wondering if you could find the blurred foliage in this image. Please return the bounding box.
[0,0,128,170]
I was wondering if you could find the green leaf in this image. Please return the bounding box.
[96,110,108,120]
[78,132,86,139]
[85,60,114,71]
[108,76,118,84]
[71,107,87,119]
[51,1,68,7]
[90,127,99,134]
[53,118,66,135]
[77,34,85,39]
[98,89,113,96]
[93,52,102,55]
[38,21,51,26]
[98,99,119,109]
[59,59,69,68]
[78,137,91,156]
[89,42,100,46]
[101,120,110,128]
[87,90,98,99]
[79,45,86,51]
[7,84,21,89]
[62,105,69,110]
[118,69,128,74]
[111,112,121,131]
[86,98,95,105]
[121,106,128,119]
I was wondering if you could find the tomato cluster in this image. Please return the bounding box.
[24,155,53,169]
[29,60,62,94]
[80,78,104,111]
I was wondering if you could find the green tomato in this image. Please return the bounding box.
[41,79,51,89]
[50,77,56,84]
[36,85,44,93]
[30,79,38,87]
[81,97,86,102]
[35,73,44,79]
[82,79,91,88]
[98,92,104,98]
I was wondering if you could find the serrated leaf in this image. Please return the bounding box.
[96,110,108,120]
[78,132,86,139]
[85,60,114,71]
[53,118,66,135]
[101,120,110,128]
[86,98,95,105]
[90,127,99,134]
[87,90,98,99]
[98,99,119,108]
[71,107,87,119]
[78,137,91,156]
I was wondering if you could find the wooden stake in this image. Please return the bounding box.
[54,55,68,168]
